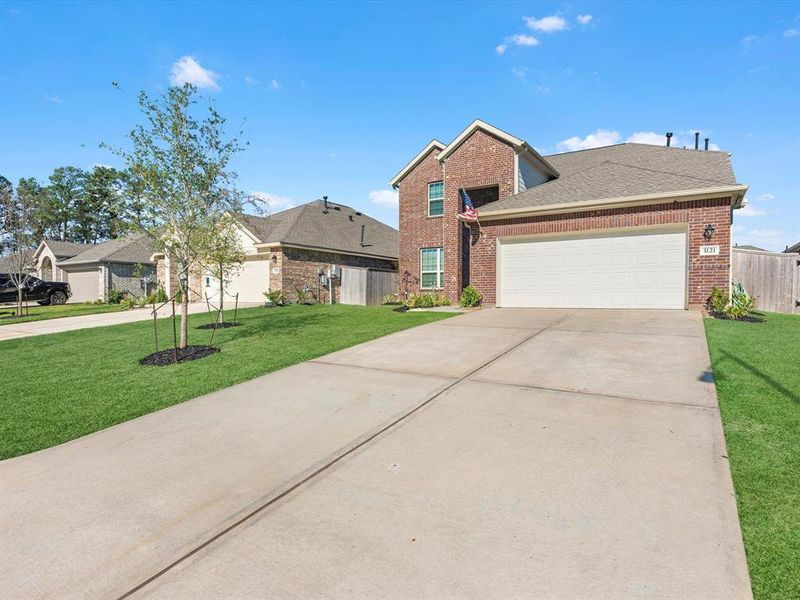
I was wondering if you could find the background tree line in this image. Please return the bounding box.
[0,165,149,245]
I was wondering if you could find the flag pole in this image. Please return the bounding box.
[460,186,482,236]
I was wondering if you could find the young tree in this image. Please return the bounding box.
[107,84,251,349]
[0,177,37,317]
[47,166,85,241]
[202,214,245,324]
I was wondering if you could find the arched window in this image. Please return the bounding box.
[40,256,53,281]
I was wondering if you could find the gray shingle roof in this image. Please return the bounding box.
[59,234,156,266]
[43,239,93,258]
[483,143,739,213]
[238,199,398,259]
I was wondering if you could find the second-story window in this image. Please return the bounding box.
[428,181,444,217]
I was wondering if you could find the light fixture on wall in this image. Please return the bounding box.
[271,254,278,263]
[703,224,716,240]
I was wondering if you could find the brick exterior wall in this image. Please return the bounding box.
[443,130,516,302]
[467,197,732,308]
[270,246,396,303]
[108,262,157,297]
[397,148,445,295]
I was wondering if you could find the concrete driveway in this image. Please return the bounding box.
[0,309,751,599]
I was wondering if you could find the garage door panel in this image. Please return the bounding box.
[67,269,101,303]
[499,229,687,309]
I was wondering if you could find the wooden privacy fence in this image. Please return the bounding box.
[732,248,800,314]
[340,267,397,306]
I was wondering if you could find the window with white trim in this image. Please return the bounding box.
[427,181,444,217]
[420,247,444,289]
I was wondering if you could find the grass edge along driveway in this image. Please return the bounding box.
[704,312,800,600]
[0,304,454,460]
[0,302,127,325]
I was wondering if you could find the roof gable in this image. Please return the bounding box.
[59,234,156,266]
[389,140,445,188]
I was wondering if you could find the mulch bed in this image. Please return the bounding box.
[709,311,767,324]
[196,321,242,330]
[139,345,220,366]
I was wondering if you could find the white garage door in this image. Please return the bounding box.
[66,268,101,303]
[499,228,687,309]
[205,259,270,304]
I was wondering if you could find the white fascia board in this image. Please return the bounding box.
[477,184,749,221]
[389,139,446,188]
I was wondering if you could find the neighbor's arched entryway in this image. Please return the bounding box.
[40,256,53,280]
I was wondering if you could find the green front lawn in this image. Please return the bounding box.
[705,312,800,600]
[0,304,453,460]
[0,302,127,325]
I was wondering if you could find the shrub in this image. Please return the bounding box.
[107,289,127,304]
[404,292,451,309]
[295,288,316,305]
[707,287,728,314]
[155,285,168,303]
[382,293,403,305]
[459,285,482,307]
[264,289,287,306]
[725,282,757,319]
[120,296,137,310]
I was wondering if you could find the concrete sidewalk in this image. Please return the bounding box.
[0,302,260,341]
[0,309,752,599]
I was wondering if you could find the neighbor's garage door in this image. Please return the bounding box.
[66,268,101,303]
[499,228,687,309]
[221,259,270,303]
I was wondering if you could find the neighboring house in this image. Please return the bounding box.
[34,235,157,302]
[734,244,767,252]
[32,240,92,282]
[784,241,800,254]
[391,119,748,310]
[155,199,398,304]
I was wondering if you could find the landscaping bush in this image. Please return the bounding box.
[708,286,728,314]
[264,289,287,306]
[295,288,316,305]
[155,285,168,303]
[404,292,451,309]
[120,296,137,310]
[381,293,403,305]
[459,285,482,307]
[708,282,758,320]
[107,289,127,304]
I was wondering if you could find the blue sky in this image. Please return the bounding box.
[1,1,798,251]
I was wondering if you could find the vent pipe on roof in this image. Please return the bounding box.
[704,138,709,151]
[665,132,673,147]
[694,132,700,149]
[323,196,329,213]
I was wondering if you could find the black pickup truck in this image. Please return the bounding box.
[0,274,72,305]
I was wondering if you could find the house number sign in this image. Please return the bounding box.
[699,245,720,256]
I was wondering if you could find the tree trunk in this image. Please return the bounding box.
[180,289,189,349]
[16,287,23,318]
[219,264,225,324]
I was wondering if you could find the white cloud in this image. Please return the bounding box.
[369,190,399,208]
[741,34,758,47]
[251,191,295,212]
[270,79,281,90]
[576,14,593,25]
[737,202,766,217]
[784,28,799,37]
[732,226,792,252]
[44,94,64,104]
[524,15,567,33]
[557,129,621,152]
[508,34,540,47]
[757,193,775,201]
[170,56,220,90]
[496,44,508,55]
[626,131,666,145]
[244,75,258,86]
[511,66,528,80]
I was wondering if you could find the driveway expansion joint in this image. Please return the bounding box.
[118,313,572,599]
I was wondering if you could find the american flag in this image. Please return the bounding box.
[457,188,479,222]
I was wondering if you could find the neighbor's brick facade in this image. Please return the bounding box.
[397,127,733,309]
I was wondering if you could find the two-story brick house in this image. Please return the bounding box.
[391,119,747,310]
